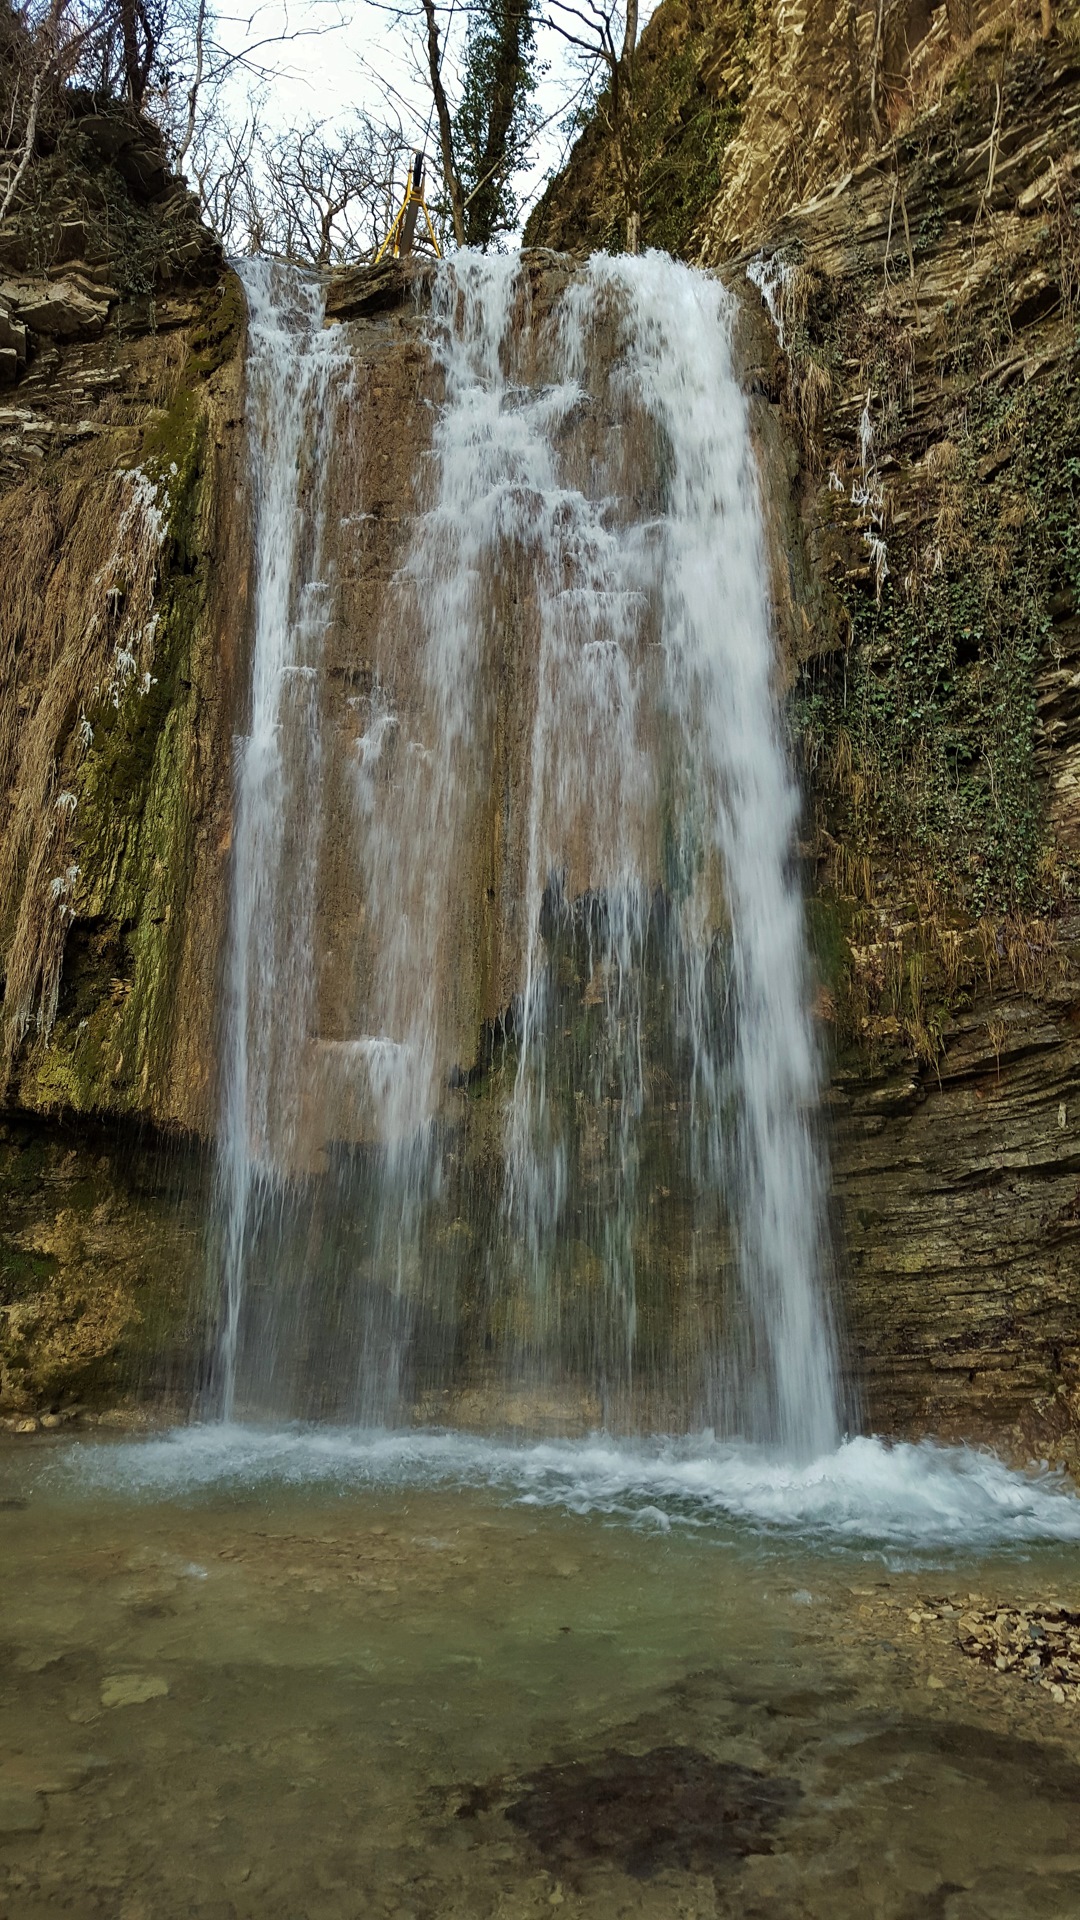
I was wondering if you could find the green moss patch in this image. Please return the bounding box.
[31,362,215,1114]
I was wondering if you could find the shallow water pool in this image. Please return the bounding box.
[2,1429,1080,1920]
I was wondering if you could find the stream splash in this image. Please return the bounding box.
[48,1426,1080,1552]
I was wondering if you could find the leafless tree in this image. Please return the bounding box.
[149,0,351,174]
[1,0,118,218]
[1,1,54,220]
[170,0,204,166]
[418,0,464,243]
[185,93,260,239]
[184,100,413,261]
[360,0,468,244]
[246,114,410,262]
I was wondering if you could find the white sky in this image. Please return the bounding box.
[213,0,653,240]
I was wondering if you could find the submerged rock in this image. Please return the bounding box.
[99,1672,169,1708]
[0,1787,45,1834]
[956,1604,1080,1704]
[457,1745,800,1882]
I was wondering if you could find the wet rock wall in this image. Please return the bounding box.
[531,0,1080,1458]
[0,94,246,1417]
[5,6,1080,1452]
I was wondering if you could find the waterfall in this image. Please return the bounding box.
[214,258,349,1420]
[213,249,840,1459]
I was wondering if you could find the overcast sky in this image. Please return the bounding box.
[214,0,654,241]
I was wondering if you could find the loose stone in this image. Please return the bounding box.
[99,1673,169,1708]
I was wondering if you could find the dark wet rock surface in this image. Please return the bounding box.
[500,1746,800,1881]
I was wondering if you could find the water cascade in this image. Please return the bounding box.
[213,250,840,1458]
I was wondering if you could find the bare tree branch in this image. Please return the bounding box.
[0,60,44,220]
[173,0,206,166]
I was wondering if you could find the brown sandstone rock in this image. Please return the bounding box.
[0,275,111,339]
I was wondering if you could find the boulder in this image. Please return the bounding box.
[116,138,167,202]
[0,223,29,273]
[51,215,91,263]
[325,258,434,322]
[164,228,223,285]
[73,110,168,201]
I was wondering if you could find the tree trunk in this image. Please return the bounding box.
[421,0,466,247]
[175,0,207,171]
[0,64,44,221]
[619,0,641,253]
[119,0,144,105]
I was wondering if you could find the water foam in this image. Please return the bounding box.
[44,1427,1080,1552]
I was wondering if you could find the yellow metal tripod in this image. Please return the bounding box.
[375,151,443,263]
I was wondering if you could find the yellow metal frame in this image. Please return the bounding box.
[374,169,443,263]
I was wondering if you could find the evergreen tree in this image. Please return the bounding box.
[455,0,537,248]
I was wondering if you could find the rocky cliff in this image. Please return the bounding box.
[0,68,245,1416]
[533,0,1080,1461]
[4,0,1080,1457]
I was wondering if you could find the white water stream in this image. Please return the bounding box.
[216,259,349,1419]
[214,250,838,1453]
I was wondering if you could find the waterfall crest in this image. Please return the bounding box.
[213,250,840,1458]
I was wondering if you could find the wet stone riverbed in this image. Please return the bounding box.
[2,1431,1080,1920]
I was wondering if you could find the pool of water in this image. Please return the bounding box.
[2,1429,1080,1920]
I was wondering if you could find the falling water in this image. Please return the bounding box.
[214,258,349,1419]
[214,249,840,1458]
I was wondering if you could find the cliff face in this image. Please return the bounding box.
[759,36,1080,1462]
[526,0,1049,259]
[0,87,247,1417]
[0,101,245,1132]
[5,3,1080,1453]
[534,0,1080,1461]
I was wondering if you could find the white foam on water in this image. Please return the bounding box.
[41,1426,1080,1551]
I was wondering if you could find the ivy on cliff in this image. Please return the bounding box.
[799,359,1078,922]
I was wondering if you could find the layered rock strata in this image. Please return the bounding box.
[530,0,1080,1458]
[749,30,1080,1459]
[0,97,243,1413]
[5,3,1080,1452]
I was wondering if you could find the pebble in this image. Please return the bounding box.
[99,1673,169,1708]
